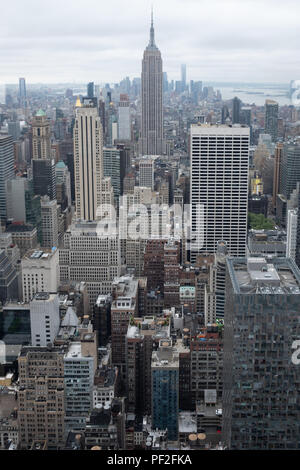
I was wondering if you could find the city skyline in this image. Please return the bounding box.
[1,0,300,84]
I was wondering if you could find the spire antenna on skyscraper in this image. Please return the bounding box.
[149,6,156,48]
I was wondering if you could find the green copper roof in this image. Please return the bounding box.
[56,161,66,168]
[36,109,46,116]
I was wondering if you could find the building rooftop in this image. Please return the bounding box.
[178,412,197,434]
[127,315,170,340]
[32,292,57,302]
[227,257,300,295]
[152,339,179,369]
[65,342,82,359]
[6,224,36,233]
[35,109,46,117]
[94,367,116,388]
[111,276,138,309]
[22,247,57,261]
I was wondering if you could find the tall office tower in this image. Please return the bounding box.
[139,158,154,189]
[25,180,42,244]
[18,77,26,106]
[73,98,103,221]
[232,97,241,124]
[21,248,60,303]
[117,143,131,194]
[110,276,138,378]
[87,82,94,98]
[30,293,60,347]
[103,147,121,200]
[6,177,28,222]
[265,99,279,142]
[98,98,106,135]
[181,64,187,90]
[64,339,95,433]
[143,239,165,291]
[59,221,120,308]
[65,152,75,203]
[0,249,19,303]
[190,80,202,104]
[205,240,228,323]
[190,324,223,405]
[126,315,171,414]
[118,94,131,140]
[123,172,135,194]
[55,161,72,210]
[221,105,230,124]
[223,257,300,450]
[163,239,180,308]
[93,294,111,346]
[286,209,298,260]
[40,196,58,248]
[18,346,65,449]
[8,121,21,141]
[280,141,300,200]
[151,338,179,441]
[0,135,15,223]
[190,124,249,262]
[241,106,252,142]
[141,13,164,155]
[106,102,118,146]
[273,142,283,210]
[32,109,51,160]
[32,159,56,200]
[296,191,300,268]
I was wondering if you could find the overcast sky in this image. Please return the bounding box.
[1,0,300,85]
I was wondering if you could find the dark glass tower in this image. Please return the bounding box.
[223,257,300,449]
[232,96,241,124]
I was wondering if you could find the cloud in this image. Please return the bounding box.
[1,0,300,83]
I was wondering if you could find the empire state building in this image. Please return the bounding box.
[141,13,164,155]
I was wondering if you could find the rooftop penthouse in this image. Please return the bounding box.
[227,256,300,295]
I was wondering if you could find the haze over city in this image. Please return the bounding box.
[1,0,300,456]
[1,0,300,83]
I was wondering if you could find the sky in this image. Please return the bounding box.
[1,0,300,85]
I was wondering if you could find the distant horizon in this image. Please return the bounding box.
[1,0,300,83]
[0,80,290,87]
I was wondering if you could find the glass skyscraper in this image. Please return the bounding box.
[0,135,15,223]
[223,256,300,449]
[151,339,179,441]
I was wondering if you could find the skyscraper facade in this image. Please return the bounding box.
[190,124,249,262]
[73,98,104,221]
[139,158,154,190]
[118,94,131,140]
[32,110,51,160]
[18,347,65,449]
[87,82,94,98]
[280,141,300,200]
[181,64,186,90]
[151,339,179,441]
[232,97,241,124]
[265,99,279,142]
[141,14,164,155]
[103,147,121,200]
[18,77,26,107]
[0,135,15,223]
[223,257,300,449]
